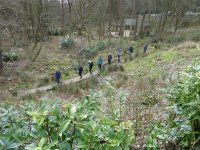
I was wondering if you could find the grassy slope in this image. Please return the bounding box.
[1,26,200,100]
[116,43,200,147]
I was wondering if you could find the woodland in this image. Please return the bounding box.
[0,0,200,149]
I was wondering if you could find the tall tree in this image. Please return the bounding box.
[173,0,195,33]
[67,0,72,36]
[140,0,148,35]
[0,34,3,76]
[61,0,64,33]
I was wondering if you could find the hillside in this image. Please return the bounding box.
[1,0,200,149]
[1,25,200,149]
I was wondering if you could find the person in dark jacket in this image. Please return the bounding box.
[55,70,61,84]
[129,47,134,56]
[108,53,112,64]
[117,48,122,63]
[144,43,148,53]
[78,65,83,79]
[88,60,93,75]
[98,57,103,70]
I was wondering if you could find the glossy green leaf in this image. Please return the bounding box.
[58,120,71,135]
[46,140,58,149]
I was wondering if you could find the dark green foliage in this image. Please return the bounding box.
[0,91,134,149]
[192,32,200,42]
[96,41,106,51]
[60,37,75,49]
[81,41,106,58]
[83,46,98,56]
[108,64,124,73]
[165,34,185,44]
[146,64,200,149]
[2,48,22,62]
[119,65,125,72]
[48,28,62,36]
[154,43,161,49]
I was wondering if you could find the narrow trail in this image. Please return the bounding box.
[17,61,118,97]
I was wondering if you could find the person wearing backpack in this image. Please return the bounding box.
[129,47,134,56]
[144,43,148,53]
[108,53,112,64]
[117,47,122,63]
[78,65,83,79]
[88,60,94,75]
[55,70,61,85]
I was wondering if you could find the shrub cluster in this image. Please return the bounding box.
[60,36,75,49]
[48,26,62,36]
[3,48,23,62]
[146,64,200,149]
[192,32,200,42]
[81,41,106,57]
[0,91,134,149]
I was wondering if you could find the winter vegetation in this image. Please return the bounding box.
[0,0,200,149]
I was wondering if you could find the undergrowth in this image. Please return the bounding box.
[146,63,200,149]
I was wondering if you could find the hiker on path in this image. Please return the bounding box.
[117,47,122,63]
[128,47,134,56]
[144,43,148,53]
[78,65,83,79]
[98,57,103,70]
[88,60,94,75]
[108,53,112,64]
[55,70,61,85]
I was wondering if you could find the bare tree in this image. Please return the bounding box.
[61,0,64,33]
[0,34,2,76]
[67,0,72,36]
[173,0,195,33]
[23,0,51,61]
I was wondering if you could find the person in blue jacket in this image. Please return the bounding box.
[55,70,61,84]
[98,57,103,70]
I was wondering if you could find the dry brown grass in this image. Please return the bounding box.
[170,41,199,51]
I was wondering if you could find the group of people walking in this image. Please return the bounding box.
[55,43,148,84]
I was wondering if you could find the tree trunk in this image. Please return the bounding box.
[158,14,163,33]
[32,42,43,61]
[161,15,167,32]
[29,0,35,42]
[148,0,151,24]
[118,0,123,36]
[67,0,72,36]
[108,0,112,32]
[98,21,102,39]
[61,0,64,33]
[140,13,146,35]
[135,12,138,35]
[0,34,3,76]
[133,0,138,36]
[174,14,180,33]
[108,0,112,43]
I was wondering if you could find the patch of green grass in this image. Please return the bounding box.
[156,51,177,62]
[124,50,176,80]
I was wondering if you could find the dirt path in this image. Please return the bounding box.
[17,61,118,97]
